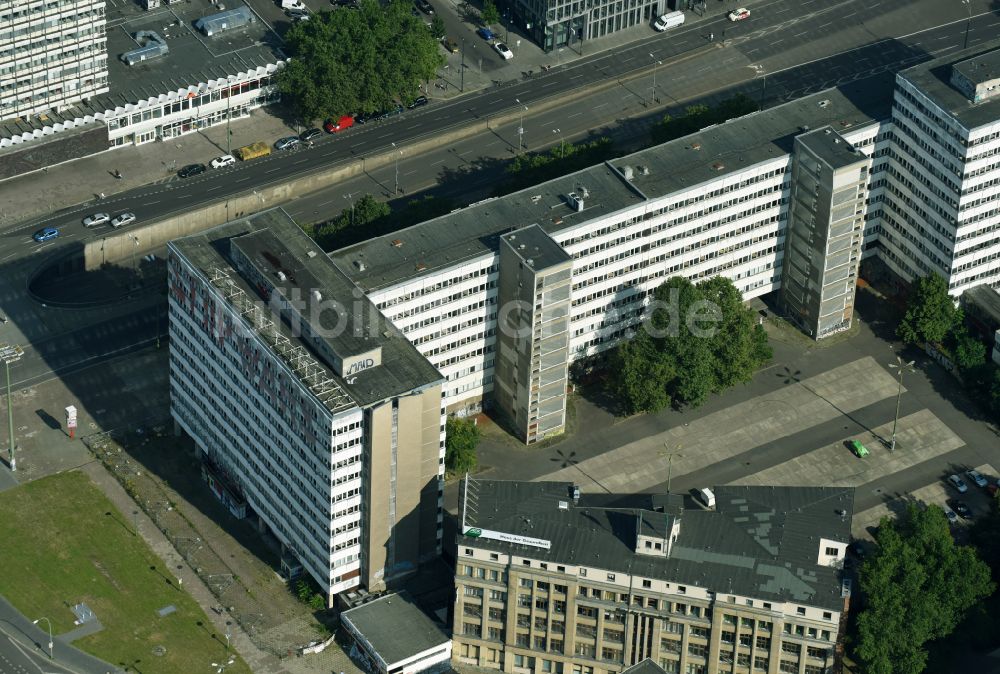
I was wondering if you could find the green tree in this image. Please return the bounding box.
[971,490,1000,579]
[278,0,443,122]
[951,327,987,372]
[311,194,390,249]
[445,417,480,474]
[650,95,757,144]
[897,274,961,345]
[610,331,674,414]
[480,0,500,27]
[611,276,771,413]
[856,503,994,674]
[429,14,446,39]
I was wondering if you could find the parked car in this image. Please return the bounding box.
[32,227,59,242]
[442,37,460,53]
[300,128,322,142]
[292,13,310,21]
[323,115,355,133]
[849,440,869,458]
[280,0,306,9]
[331,0,358,6]
[966,469,988,488]
[494,41,514,60]
[407,96,429,109]
[728,6,750,21]
[949,500,972,519]
[111,212,136,228]
[286,7,309,18]
[947,474,969,493]
[178,163,206,178]
[477,26,494,40]
[82,212,110,227]
[210,154,236,168]
[944,507,958,525]
[275,136,302,150]
[989,479,1000,497]
[414,0,433,13]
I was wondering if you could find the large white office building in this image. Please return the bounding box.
[168,211,446,603]
[0,0,110,119]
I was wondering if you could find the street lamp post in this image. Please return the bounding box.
[659,443,683,494]
[213,655,236,673]
[887,356,916,452]
[225,621,232,650]
[516,98,527,153]
[1,343,23,472]
[649,53,662,105]
[552,128,563,158]
[391,143,401,195]
[343,192,355,226]
[33,617,53,659]
[962,0,971,49]
[461,38,466,92]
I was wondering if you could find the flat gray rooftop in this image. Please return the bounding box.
[332,80,889,292]
[898,42,1000,130]
[952,49,1000,87]
[796,126,868,170]
[341,592,448,667]
[502,224,573,271]
[459,480,855,612]
[171,209,442,410]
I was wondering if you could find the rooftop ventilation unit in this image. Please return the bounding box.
[353,259,366,271]
[120,31,169,66]
[566,192,584,212]
[620,165,634,181]
[195,6,255,37]
[391,239,404,248]
[636,166,649,176]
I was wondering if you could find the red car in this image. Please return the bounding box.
[324,115,355,133]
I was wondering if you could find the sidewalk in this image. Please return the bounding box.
[0,1,729,227]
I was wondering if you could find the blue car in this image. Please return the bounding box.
[33,227,59,242]
[477,26,494,40]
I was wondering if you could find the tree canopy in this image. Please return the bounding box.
[897,273,961,345]
[445,417,480,474]
[480,0,500,27]
[650,95,758,145]
[278,0,444,122]
[856,503,994,674]
[609,276,772,414]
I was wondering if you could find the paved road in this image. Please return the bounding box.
[5,0,996,241]
[0,594,117,674]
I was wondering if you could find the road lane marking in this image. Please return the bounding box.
[142,201,160,206]
[568,112,584,118]
[265,167,283,174]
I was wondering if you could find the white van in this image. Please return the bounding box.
[698,487,716,509]
[280,0,306,9]
[653,10,685,31]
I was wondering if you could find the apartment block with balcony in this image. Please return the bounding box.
[453,479,853,674]
[167,209,445,603]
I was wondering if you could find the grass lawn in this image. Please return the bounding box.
[0,471,251,674]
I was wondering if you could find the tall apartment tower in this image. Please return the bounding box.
[494,225,574,443]
[167,211,445,603]
[0,0,109,119]
[780,127,868,338]
[877,46,1000,296]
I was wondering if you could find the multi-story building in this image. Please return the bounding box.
[0,0,282,151]
[167,210,446,603]
[876,45,1000,295]
[452,479,853,674]
[0,0,110,119]
[505,0,666,52]
[327,42,1000,442]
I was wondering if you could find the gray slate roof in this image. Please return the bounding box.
[341,592,449,667]
[459,480,854,611]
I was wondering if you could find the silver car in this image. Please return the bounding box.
[947,474,968,494]
[83,212,110,227]
[275,136,302,151]
[966,469,988,488]
[111,212,136,228]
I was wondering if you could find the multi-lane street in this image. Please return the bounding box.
[5,0,999,240]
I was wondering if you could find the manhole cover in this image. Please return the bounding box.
[152,645,167,657]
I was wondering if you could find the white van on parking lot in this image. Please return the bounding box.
[698,487,716,509]
[653,10,685,31]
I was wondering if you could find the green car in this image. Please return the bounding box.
[850,440,870,458]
